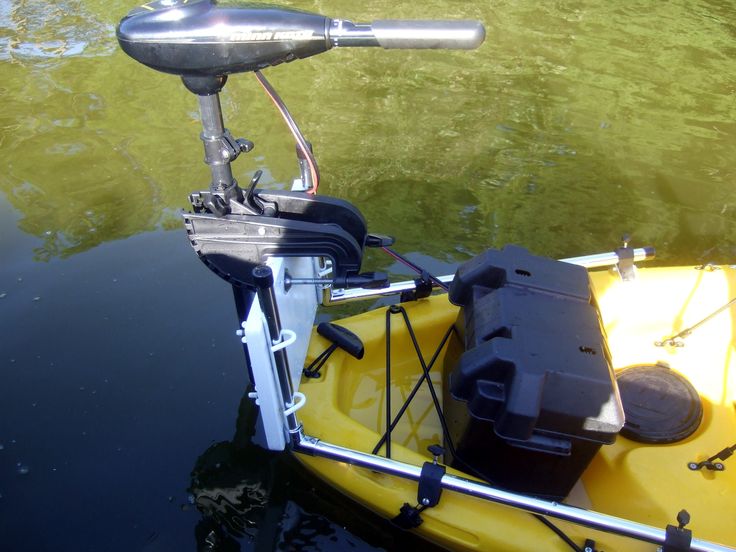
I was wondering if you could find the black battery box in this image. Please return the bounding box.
[443,245,624,500]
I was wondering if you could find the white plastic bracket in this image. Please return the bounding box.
[271,328,296,352]
[283,391,306,417]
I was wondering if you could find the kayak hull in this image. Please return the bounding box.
[295,265,736,550]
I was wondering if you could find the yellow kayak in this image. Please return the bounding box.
[297,263,736,551]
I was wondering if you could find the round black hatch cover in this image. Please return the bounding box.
[616,364,703,443]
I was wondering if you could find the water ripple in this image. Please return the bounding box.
[0,0,115,63]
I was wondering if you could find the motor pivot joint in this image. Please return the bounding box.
[201,129,253,166]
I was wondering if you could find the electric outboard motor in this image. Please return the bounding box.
[116,1,485,292]
[116,0,485,78]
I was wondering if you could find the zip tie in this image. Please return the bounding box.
[271,328,296,352]
[283,391,306,416]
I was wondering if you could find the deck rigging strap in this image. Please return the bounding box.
[302,343,338,378]
[688,442,736,471]
[656,295,736,347]
[303,322,365,378]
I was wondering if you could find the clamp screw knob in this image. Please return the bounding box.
[428,444,445,464]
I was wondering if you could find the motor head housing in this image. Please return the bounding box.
[116,0,485,77]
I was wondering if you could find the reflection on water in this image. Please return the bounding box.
[0,0,734,265]
[0,0,115,61]
[188,391,440,551]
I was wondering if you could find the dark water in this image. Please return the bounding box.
[1,1,735,550]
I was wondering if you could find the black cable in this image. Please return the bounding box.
[372,306,457,459]
[382,247,449,292]
[303,343,338,378]
[533,515,584,552]
[384,307,393,458]
[372,324,456,455]
[397,307,457,457]
[709,442,736,463]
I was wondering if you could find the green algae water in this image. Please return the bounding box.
[1,1,735,550]
[2,0,735,265]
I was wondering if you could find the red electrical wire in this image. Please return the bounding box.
[382,247,450,292]
[253,70,320,194]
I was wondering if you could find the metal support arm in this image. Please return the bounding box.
[293,433,733,552]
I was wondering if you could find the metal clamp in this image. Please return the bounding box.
[418,445,446,507]
[201,129,253,166]
[615,235,636,282]
[663,510,692,552]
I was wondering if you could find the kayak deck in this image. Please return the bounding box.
[296,265,736,550]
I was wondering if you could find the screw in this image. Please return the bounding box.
[421,498,430,506]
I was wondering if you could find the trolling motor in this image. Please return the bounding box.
[117,0,485,289]
[116,0,485,79]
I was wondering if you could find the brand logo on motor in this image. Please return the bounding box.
[229,30,315,41]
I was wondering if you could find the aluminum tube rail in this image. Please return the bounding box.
[324,247,655,305]
[325,274,454,304]
[560,246,655,269]
[294,434,733,552]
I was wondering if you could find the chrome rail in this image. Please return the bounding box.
[559,246,655,269]
[293,432,732,552]
[323,246,655,305]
